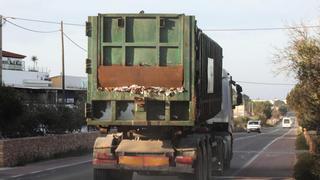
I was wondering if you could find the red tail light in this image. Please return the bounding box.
[96,152,116,160]
[93,152,117,165]
[175,156,193,165]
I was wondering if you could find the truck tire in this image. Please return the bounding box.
[194,145,205,180]
[202,143,208,180]
[219,142,225,174]
[224,157,231,169]
[224,139,231,170]
[214,140,224,176]
[93,169,133,180]
[206,139,213,180]
[180,146,205,180]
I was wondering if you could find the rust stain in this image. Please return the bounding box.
[98,65,183,88]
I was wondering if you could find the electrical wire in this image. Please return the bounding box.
[4,19,60,33]
[3,18,87,52]
[63,32,87,52]
[0,16,304,84]
[235,80,295,86]
[3,15,319,54]
[4,16,85,27]
[203,25,320,32]
[5,15,320,32]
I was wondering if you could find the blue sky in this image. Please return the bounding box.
[1,0,319,99]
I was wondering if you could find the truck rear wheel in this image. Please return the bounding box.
[180,146,205,180]
[193,146,204,180]
[206,139,213,179]
[202,143,208,180]
[93,169,133,180]
[224,157,231,169]
[216,141,225,176]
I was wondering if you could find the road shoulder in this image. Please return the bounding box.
[0,154,91,179]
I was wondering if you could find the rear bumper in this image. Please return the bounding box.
[282,125,291,128]
[93,164,194,174]
[247,128,261,131]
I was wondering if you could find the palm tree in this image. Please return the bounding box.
[31,56,38,71]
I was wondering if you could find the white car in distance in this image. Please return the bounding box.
[282,117,292,128]
[247,120,261,133]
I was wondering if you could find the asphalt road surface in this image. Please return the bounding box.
[0,126,296,180]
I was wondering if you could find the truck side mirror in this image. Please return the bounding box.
[237,93,243,105]
[236,84,242,93]
[236,84,243,106]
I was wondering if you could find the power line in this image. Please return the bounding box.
[203,25,320,32]
[236,80,295,86]
[63,32,87,52]
[4,16,85,27]
[5,15,320,32]
[4,18,86,52]
[4,19,60,33]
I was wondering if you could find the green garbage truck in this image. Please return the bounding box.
[85,12,243,180]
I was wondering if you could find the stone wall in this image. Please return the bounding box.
[0,132,100,167]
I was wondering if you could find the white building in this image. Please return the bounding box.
[50,75,87,90]
[1,51,51,88]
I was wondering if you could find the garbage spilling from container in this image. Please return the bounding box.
[98,84,185,97]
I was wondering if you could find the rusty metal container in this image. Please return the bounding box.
[86,13,222,127]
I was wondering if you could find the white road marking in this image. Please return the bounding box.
[10,160,91,178]
[233,150,296,155]
[213,175,294,179]
[0,167,13,171]
[232,128,294,176]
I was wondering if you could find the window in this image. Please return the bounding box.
[249,121,259,125]
[207,58,214,93]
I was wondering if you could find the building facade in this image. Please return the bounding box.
[1,51,86,106]
[50,75,87,90]
[1,51,51,88]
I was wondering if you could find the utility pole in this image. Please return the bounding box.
[0,15,3,85]
[61,21,65,105]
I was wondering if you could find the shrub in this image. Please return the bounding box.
[296,133,309,150]
[0,86,86,137]
[311,155,320,178]
[316,137,320,153]
[234,116,250,131]
[0,86,24,137]
[32,105,85,134]
[294,153,320,180]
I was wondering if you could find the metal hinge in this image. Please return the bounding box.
[86,21,92,37]
[86,58,92,74]
[85,103,92,118]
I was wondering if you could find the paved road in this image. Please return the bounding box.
[0,126,296,180]
[222,127,296,179]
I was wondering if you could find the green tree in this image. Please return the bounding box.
[271,100,288,118]
[31,56,38,71]
[0,85,85,137]
[0,86,24,137]
[253,101,272,123]
[287,83,319,129]
[274,26,320,130]
[278,105,288,116]
[273,100,286,108]
[34,105,85,134]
